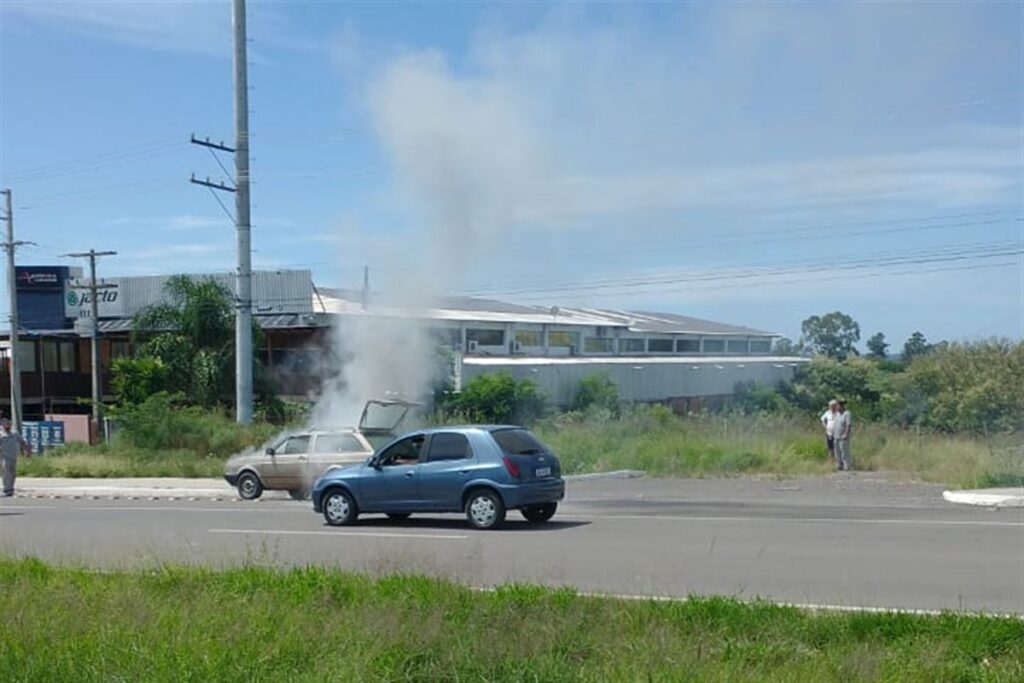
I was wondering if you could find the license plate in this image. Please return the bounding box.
[535,467,551,478]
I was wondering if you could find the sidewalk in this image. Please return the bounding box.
[942,487,1024,508]
[14,470,646,501]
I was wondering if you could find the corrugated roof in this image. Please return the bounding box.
[316,290,775,336]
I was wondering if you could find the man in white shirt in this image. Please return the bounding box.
[820,399,839,465]
[1,418,31,497]
[833,401,853,471]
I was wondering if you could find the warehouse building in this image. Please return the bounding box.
[1,266,803,419]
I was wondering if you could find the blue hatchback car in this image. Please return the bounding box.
[311,426,565,529]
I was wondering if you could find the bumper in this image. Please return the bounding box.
[497,478,565,509]
[223,473,239,487]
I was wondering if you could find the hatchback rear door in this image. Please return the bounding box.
[357,399,425,450]
[416,431,476,511]
[490,428,560,481]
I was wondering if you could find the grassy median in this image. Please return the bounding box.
[1,558,1021,682]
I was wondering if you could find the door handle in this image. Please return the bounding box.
[458,469,471,474]
[404,471,415,477]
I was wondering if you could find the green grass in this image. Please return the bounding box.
[21,407,1021,488]
[535,408,1022,488]
[1,558,1021,682]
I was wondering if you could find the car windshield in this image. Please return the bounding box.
[491,429,548,456]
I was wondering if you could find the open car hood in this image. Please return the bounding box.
[357,399,425,439]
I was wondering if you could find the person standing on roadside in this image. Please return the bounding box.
[1,418,31,497]
[821,399,839,465]
[833,401,852,471]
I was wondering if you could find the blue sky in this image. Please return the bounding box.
[1,0,1021,347]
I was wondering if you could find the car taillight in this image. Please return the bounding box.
[502,456,520,478]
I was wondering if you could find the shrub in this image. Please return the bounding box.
[572,372,619,414]
[446,372,547,424]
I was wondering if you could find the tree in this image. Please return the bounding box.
[800,312,861,360]
[131,276,275,410]
[773,337,803,356]
[866,332,889,359]
[572,372,619,414]
[110,356,170,406]
[902,331,932,361]
[449,372,546,424]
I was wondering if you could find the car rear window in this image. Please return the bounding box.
[313,434,365,453]
[490,429,548,456]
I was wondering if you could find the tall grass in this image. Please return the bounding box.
[534,407,1022,488]
[1,558,1021,682]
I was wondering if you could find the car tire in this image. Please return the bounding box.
[521,503,557,524]
[465,489,506,530]
[386,513,411,521]
[287,489,308,501]
[237,472,263,500]
[322,488,358,526]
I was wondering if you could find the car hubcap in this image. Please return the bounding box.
[241,477,256,496]
[470,496,496,526]
[326,494,349,522]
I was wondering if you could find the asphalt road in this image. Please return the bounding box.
[2,476,1022,615]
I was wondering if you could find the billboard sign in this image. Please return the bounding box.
[15,266,67,291]
[22,420,66,455]
[64,279,124,318]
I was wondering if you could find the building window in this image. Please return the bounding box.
[110,340,131,360]
[59,342,76,372]
[17,341,36,373]
[514,330,542,347]
[702,339,725,353]
[466,328,505,347]
[749,340,771,354]
[548,331,579,348]
[647,338,673,353]
[619,338,645,354]
[42,341,60,372]
[676,339,700,353]
[584,337,614,353]
[727,340,748,353]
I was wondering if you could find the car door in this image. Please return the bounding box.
[358,434,425,512]
[260,435,310,489]
[308,433,371,481]
[416,431,476,511]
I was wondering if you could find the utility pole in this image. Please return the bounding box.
[233,0,253,424]
[2,189,31,433]
[189,0,253,424]
[63,249,116,442]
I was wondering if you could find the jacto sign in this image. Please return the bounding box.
[63,279,125,318]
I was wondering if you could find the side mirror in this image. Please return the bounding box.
[369,457,382,470]
[265,448,275,456]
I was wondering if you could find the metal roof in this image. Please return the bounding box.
[317,289,775,337]
[464,356,806,366]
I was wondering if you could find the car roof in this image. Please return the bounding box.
[410,425,525,436]
[289,428,360,437]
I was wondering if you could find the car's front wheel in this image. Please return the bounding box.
[465,489,505,530]
[521,503,557,524]
[236,472,263,500]
[322,489,357,526]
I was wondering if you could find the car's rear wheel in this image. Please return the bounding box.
[386,513,411,521]
[521,503,557,524]
[287,489,308,501]
[323,489,357,526]
[237,472,263,500]
[465,489,505,530]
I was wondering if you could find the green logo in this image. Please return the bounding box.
[66,291,78,307]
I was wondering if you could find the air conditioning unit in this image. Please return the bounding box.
[512,340,523,354]
[467,340,479,353]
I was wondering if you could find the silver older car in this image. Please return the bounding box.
[224,399,423,500]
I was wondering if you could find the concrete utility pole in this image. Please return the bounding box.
[2,189,30,433]
[64,249,116,442]
[233,0,253,424]
[190,0,253,424]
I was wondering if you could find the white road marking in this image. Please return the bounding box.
[89,506,301,513]
[208,528,468,540]
[567,513,1024,528]
[0,505,53,510]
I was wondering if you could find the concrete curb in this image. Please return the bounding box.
[564,470,646,482]
[943,489,1024,508]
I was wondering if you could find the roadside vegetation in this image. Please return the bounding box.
[1,558,1021,682]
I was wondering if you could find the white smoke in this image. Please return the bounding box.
[311,50,552,427]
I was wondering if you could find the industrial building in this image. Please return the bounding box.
[1,266,803,420]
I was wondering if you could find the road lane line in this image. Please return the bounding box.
[208,528,468,540]
[0,505,53,510]
[89,506,305,513]
[562,513,1024,528]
